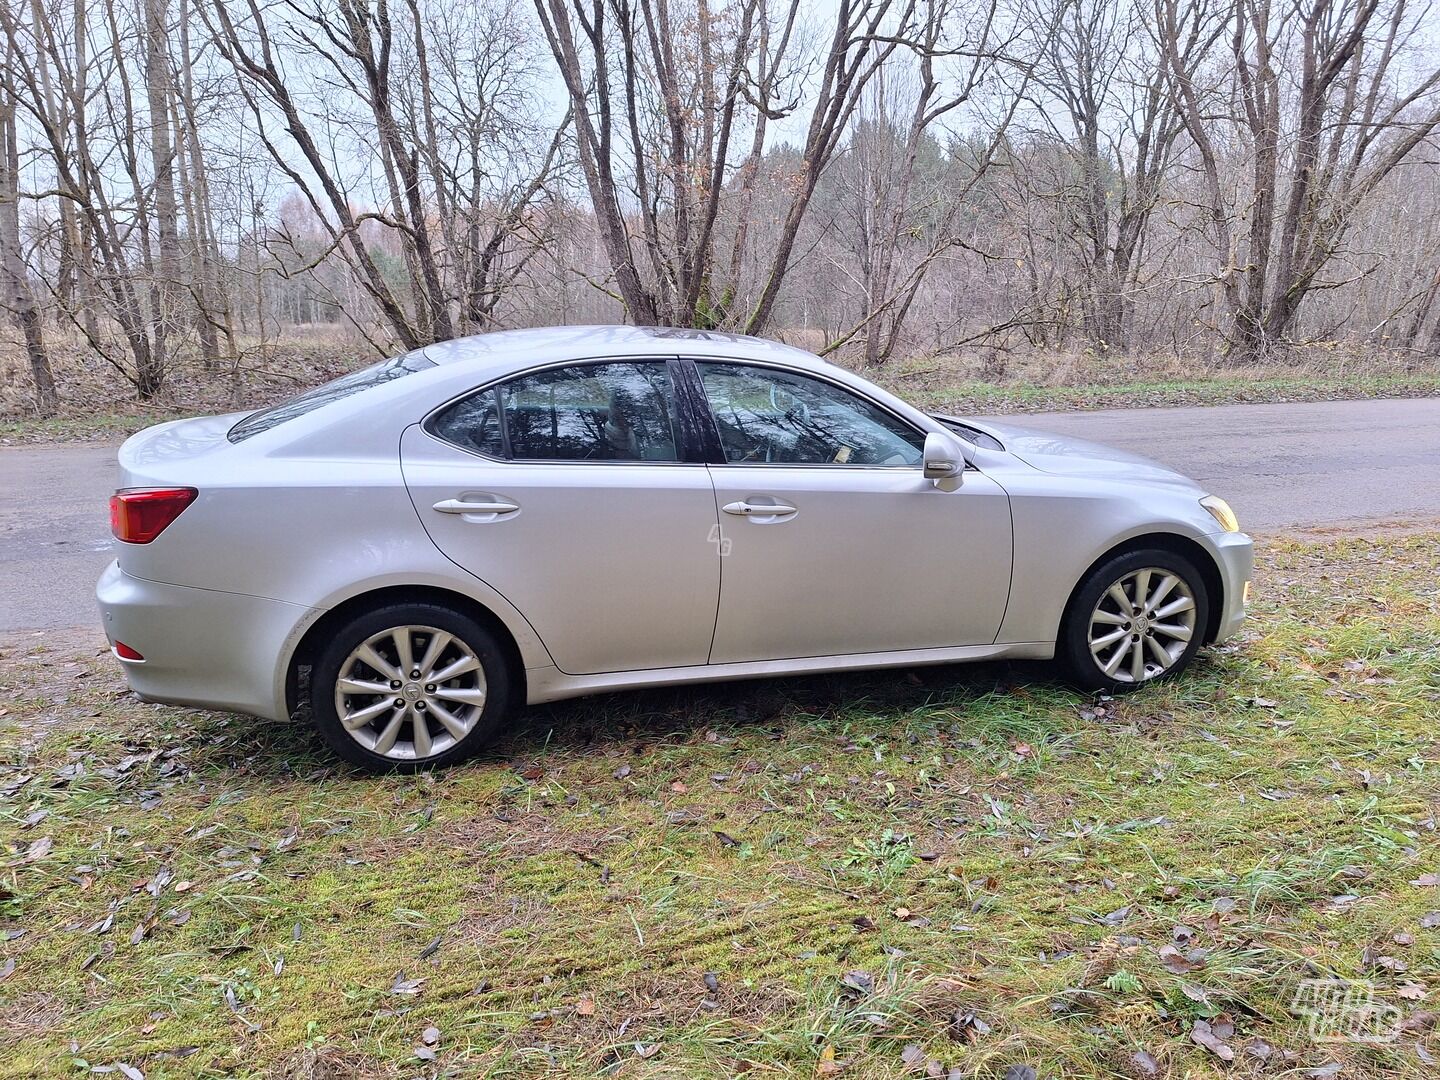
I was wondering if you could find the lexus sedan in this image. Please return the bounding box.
[97,326,1253,771]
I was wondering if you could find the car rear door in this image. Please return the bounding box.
[694,360,1013,665]
[400,358,720,676]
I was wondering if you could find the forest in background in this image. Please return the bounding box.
[1,0,1439,417]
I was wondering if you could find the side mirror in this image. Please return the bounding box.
[923,431,969,487]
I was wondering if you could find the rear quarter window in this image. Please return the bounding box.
[228,350,435,442]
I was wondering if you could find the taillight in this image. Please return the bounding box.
[110,487,197,544]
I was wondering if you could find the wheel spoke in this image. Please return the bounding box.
[1091,609,1128,626]
[339,677,391,696]
[1134,569,1152,611]
[412,715,433,757]
[373,708,407,755]
[429,700,470,740]
[1146,574,1179,612]
[1106,583,1136,615]
[416,631,453,680]
[1090,627,1129,654]
[1129,636,1146,681]
[1102,638,1132,676]
[393,628,415,677]
[1151,621,1192,642]
[1153,595,1195,620]
[1145,634,1174,668]
[356,644,401,682]
[432,686,486,707]
[341,698,393,730]
[430,655,480,683]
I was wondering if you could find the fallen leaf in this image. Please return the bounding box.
[670,780,687,794]
[1158,944,1203,974]
[576,997,595,1017]
[1190,1019,1235,1061]
[612,764,632,780]
[1131,1049,1160,1076]
[816,1043,840,1075]
[421,1025,440,1045]
[25,836,53,861]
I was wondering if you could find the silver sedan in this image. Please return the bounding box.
[97,326,1253,771]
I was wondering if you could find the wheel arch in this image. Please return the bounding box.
[284,584,528,717]
[1059,532,1225,645]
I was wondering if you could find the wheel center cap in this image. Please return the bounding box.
[1134,615,1150,632]
[403,683,424,700]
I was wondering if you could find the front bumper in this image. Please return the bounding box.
[1208,530,1254,643]
[96,561,317,721]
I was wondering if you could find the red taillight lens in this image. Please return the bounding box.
[110,487,197,544]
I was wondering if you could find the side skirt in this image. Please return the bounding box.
[524,641,1056,705]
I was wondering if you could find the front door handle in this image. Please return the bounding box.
[722,500,797,517]
[433,498,520,515]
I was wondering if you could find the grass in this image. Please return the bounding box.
[2,534,1439,1078]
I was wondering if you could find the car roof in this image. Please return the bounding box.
[420,324,835,376]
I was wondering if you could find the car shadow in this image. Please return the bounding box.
[187,659,1078,780]
[497,658,1072,757]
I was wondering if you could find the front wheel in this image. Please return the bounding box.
[309,603,512,772]
[1059,549,1210,693]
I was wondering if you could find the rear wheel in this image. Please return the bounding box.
[1060,549,1210,693]
[310,603,511,771]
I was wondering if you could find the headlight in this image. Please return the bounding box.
[1200,495,1239,533]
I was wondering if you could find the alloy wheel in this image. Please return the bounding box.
[333,625,487,761]
[1087,567,1197,684]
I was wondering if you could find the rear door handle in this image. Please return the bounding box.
[432,498,520,515]
[722,500,797,517]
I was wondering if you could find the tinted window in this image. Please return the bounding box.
[697,362,924,466]
[228,349,434,442]
[431,361,681,462]
[431,389,504,457]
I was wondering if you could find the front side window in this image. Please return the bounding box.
[431,361,681,462]
[697,362,925,466]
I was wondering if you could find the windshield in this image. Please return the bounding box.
[228,349,435,442]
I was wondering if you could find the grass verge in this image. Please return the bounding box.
[2,534,1439,1078]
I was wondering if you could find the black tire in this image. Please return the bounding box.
[309,602,512,772]
[1059,548,1211,694]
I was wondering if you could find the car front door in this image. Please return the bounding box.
[695,360,1013,665]
[400,359,719,676]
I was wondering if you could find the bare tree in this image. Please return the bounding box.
[1160,0,1440,360]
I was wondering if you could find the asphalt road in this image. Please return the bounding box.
[1,397,1437,632]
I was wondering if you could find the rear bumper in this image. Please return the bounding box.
[1208,530,1254,643]
[96,561,316,721]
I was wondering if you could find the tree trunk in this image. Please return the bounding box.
[0,78,58,415]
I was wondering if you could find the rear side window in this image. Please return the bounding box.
[228,349,435,442]
[431,361,681,462]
